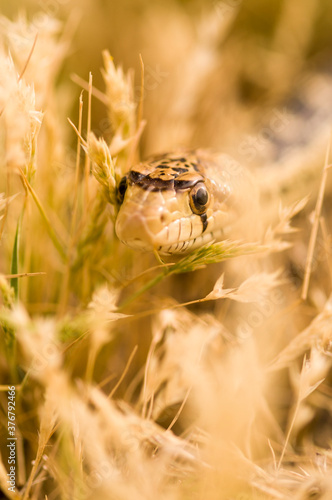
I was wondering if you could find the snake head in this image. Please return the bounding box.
[115,152,238,254]
[115,151,259,254]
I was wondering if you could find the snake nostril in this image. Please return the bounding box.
[160,213,166,223]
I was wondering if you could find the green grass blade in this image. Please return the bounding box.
[118,240,267,310]
[10,217,21,301]
[19,168,66,260]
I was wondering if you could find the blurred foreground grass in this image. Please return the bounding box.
[1,1,332,499]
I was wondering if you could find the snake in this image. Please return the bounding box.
[115,150,260,255]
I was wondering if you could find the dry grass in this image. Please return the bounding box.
[1,2,332,499]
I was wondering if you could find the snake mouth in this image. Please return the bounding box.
[119,234,212,255]
[115,204,217,254]
[121,237,154,251]
[155,227,224,255]
[117,222,223,255]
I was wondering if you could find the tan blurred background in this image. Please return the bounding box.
[1,0,332,160]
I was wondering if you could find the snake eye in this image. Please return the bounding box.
[189,182,210,215]
[117,176,128,204]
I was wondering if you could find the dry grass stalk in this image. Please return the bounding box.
[1,4,332,500]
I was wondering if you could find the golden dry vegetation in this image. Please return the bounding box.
[1,1,332,499]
